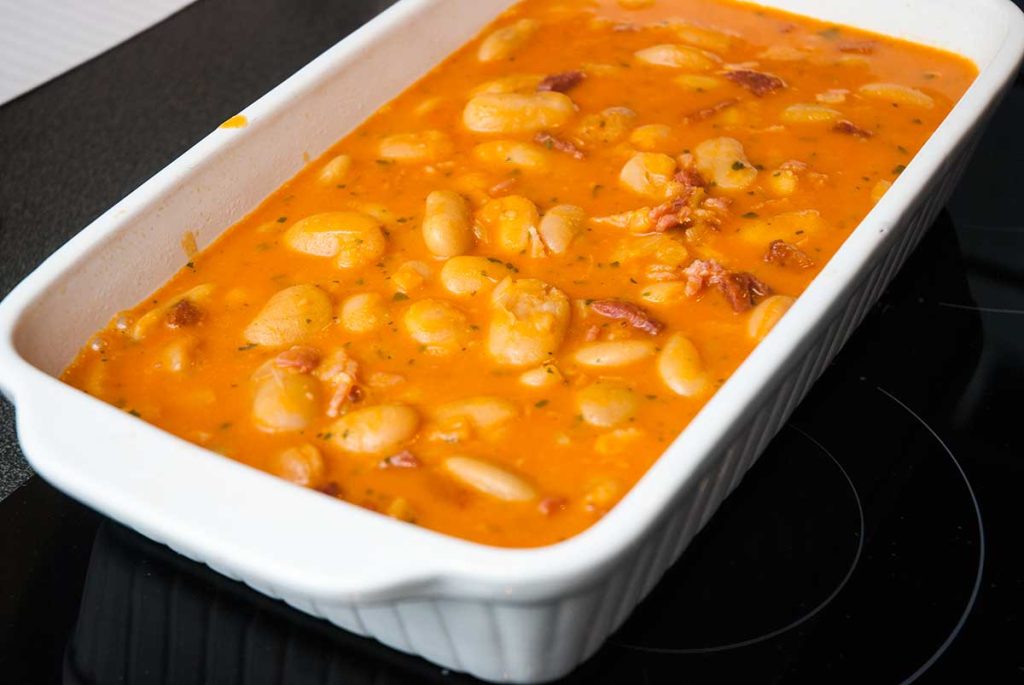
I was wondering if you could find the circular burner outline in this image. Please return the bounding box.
[878,387,987,685]
[615,424,866,655]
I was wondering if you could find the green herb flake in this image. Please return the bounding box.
[731,160,746,171]
[534,399,549,408]
[392,292,409,301]
[237,343,258,351]
[742,211,759,219]
[276,216,287,223]
[128,409,141,417]
[818,27,841,40]
[892,164,907,175]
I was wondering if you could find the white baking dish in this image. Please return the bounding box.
[0,0,1021,681]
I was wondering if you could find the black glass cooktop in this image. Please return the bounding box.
[1,1,1022,683]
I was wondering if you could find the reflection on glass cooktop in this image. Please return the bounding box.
[1,5,1022,685]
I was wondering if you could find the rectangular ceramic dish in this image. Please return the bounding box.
[1,0,1022,681]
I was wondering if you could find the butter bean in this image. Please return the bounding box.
[488,278,571,367]
[477,19,538,63]
[440,256,502,296]
[619,152,682,200]
[693,137,757,191]
[339,292,387,334]
[538,204,585,254]
[283,211,386,268]
[269,444,325,488]
[574,340,655,368]
[244,284,332,347]
[859,82,934,108]
[463,92,575,135]
[634,44,718,70]
[328,404,419,455]
[444,456,537,501]
[629,124,673,151]
[470,73,544,96]
[477,195,541,255]
[378,130,454,163]
[422,190,473,258]
[781,103,842,124]
[747,295,795,341]
[403,298,470,355]
[472,140,550,173]
[657,332,708,396]
[434,396,518,435]
[317,154,351,186]
[251,366,320,433]
[577,381,637,427]
[575,106,636,144]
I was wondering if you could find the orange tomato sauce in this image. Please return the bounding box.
[61,0,976,547]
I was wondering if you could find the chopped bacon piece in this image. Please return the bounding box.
[649,197,689,232]
[719,272,772,312]
[724,69,786,96]
[673,167,706,189]
[832,119,873,138]
[535,132,585,159]
[681,259,771,311]
[589,299,665,336]
[682,259,727,297]
[165,300,200,328]
[684,98,738,122]
[702,197,731,213]
[378,449,421,469]
[537,70,586,93]
[316,349,359,417]
[538,496,568,515]
[837,39,876,54]
[318,482,341,497]
[273,345,321,373]
[348,385,365,403]
[764,240,815,269]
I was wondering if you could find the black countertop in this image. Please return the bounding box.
[1,1,1023,683]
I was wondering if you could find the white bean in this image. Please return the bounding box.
[487,278,571,367]
[378,130,454,163]
[328,404,419,455]
[693,137,757,191]
[574,340,655,368]
[859,82,934,108]
[477,19,538,63]
[538,204,585,254]
[747,295,795,341]
[434,396,518,434]
[403,298,470,355]
[251,366,321,433]
[283,211,386,268]
[244,284,333,346]
[317,154,351,186]
[444,456,537,501]
[463,92,575,135]
[634,44,718,70]
[780,103,842,124]
[269,444,325,488]
[439,256,503,296]
[472,139,550,173]
[577,381,637,427]
[422,190,473,258]
[657,332,707,396]
[477,195,541,255]
[619,152,683,200]
[339,292,387,334]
